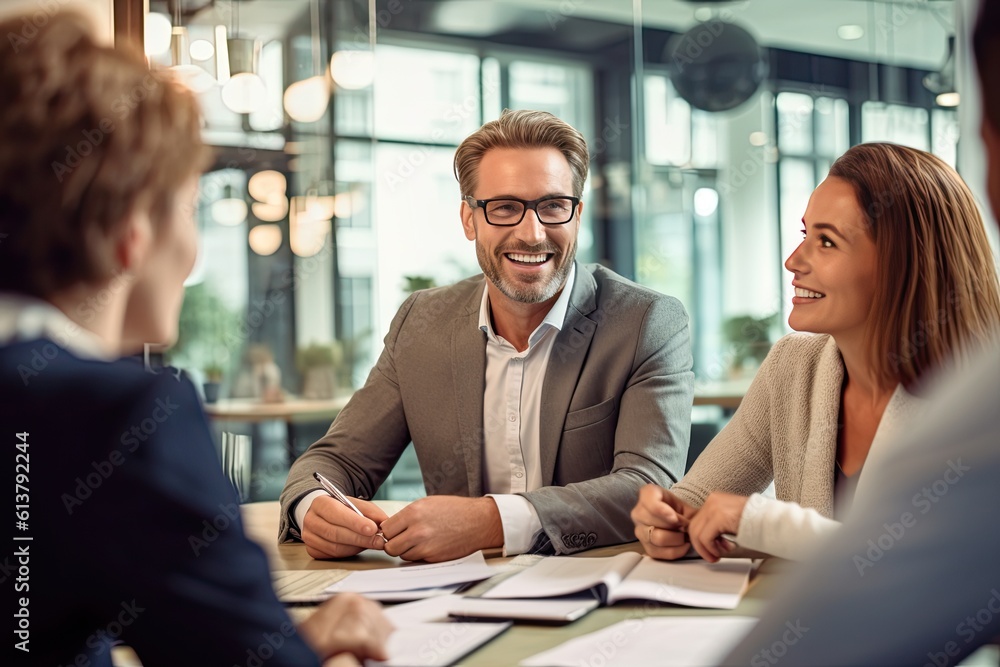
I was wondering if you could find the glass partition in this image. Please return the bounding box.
[142,0,970,499]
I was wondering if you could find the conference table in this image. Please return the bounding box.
[204,397,352,464]
[241,501,790,666]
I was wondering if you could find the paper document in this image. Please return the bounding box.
[383,595,466,625]
[367,622,510,667]
[273,569,462,603]
[325,551,496,594]
[449,596,599,623]
[520,616,758,667]
[482,552,753,610]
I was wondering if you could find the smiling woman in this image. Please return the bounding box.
[633,141,1000,566]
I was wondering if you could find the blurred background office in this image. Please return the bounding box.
[9,0,994,501]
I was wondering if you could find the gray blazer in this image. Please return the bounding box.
[279,263,694,554]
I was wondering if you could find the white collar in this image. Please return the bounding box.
[0,293,113,360]
[478,263,577,346]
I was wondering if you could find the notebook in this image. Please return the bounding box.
[480,552,754,610]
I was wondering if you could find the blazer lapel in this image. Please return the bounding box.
[452,285,486,497]
[539,265,598,485]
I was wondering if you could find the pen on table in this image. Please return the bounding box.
[312,471,388,543]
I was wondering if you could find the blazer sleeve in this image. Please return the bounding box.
[278,293,418,542]
[521,295,695,553]
[80,373,319,667]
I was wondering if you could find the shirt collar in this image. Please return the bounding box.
[0,292,113,360]
[478,263,576,346]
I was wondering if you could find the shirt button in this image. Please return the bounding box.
[515,471,524,478]
[508,414,516,422]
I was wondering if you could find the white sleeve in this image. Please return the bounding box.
[486,494,543,556]
[736,493,841,561]
[290,489,327,538]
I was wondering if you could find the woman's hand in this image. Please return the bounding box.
[631,484,697,560]
[687,492,748,562]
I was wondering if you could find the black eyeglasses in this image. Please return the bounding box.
[463,195,580,226]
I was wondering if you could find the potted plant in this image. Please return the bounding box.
[723,313,779,377]
[402,275,435,293]
[296,342,343,399]
[203,363,224,404]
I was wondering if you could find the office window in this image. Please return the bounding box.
[776,92,851,330]
[862,102,930,150]
[373,45,481,144]
[777,93,814,156]
[645,74,691,167]
[931,108,959,168]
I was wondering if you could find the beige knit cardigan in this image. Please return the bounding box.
[671,333,924,560]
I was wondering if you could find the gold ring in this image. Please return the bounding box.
[647,525,654,543]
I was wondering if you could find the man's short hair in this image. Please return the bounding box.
[453,109,589,199]
[0,12,211,297]
[974,0,1000,131]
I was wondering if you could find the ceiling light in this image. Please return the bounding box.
[291,216,330,257]
[190,39,215,61]
[837,25,864,41]
[285,0,331,123]
[693,7,713,22]
[211,185,247,226]
[936,92,960,107]
[248,170,287,204]
[222,72,266,114]
[924,35,957,104]
[249,224,282,256]
[144,13,172,56]
[330,51,375,90]
[252,199,289,222]
[214,25,230,83]
[220,35,264,113]
[284,76,330,123]
[693,188,719,217]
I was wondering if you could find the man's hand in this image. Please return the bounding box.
[379,496,504,562]
[631,484,697,560]
[302,495,389,559]
[298,593,394,663]
[687,491,746,563]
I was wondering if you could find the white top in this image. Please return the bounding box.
[672,333,925,561]
[480,263,576,555]
[0,292,110,359]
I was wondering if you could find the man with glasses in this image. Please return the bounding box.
[280,109,694,562]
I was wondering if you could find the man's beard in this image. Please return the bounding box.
[476,236,577,304]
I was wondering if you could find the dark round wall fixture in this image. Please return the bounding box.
[666,20,768,112]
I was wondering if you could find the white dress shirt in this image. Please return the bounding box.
[480,264,575,555]
[0,292,110,360]
[293,266,576,555]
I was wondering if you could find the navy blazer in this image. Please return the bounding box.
[0,339,318,667]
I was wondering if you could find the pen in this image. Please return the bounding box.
[312,471,388,543]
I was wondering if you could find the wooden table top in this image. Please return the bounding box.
[240,501,784,667]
